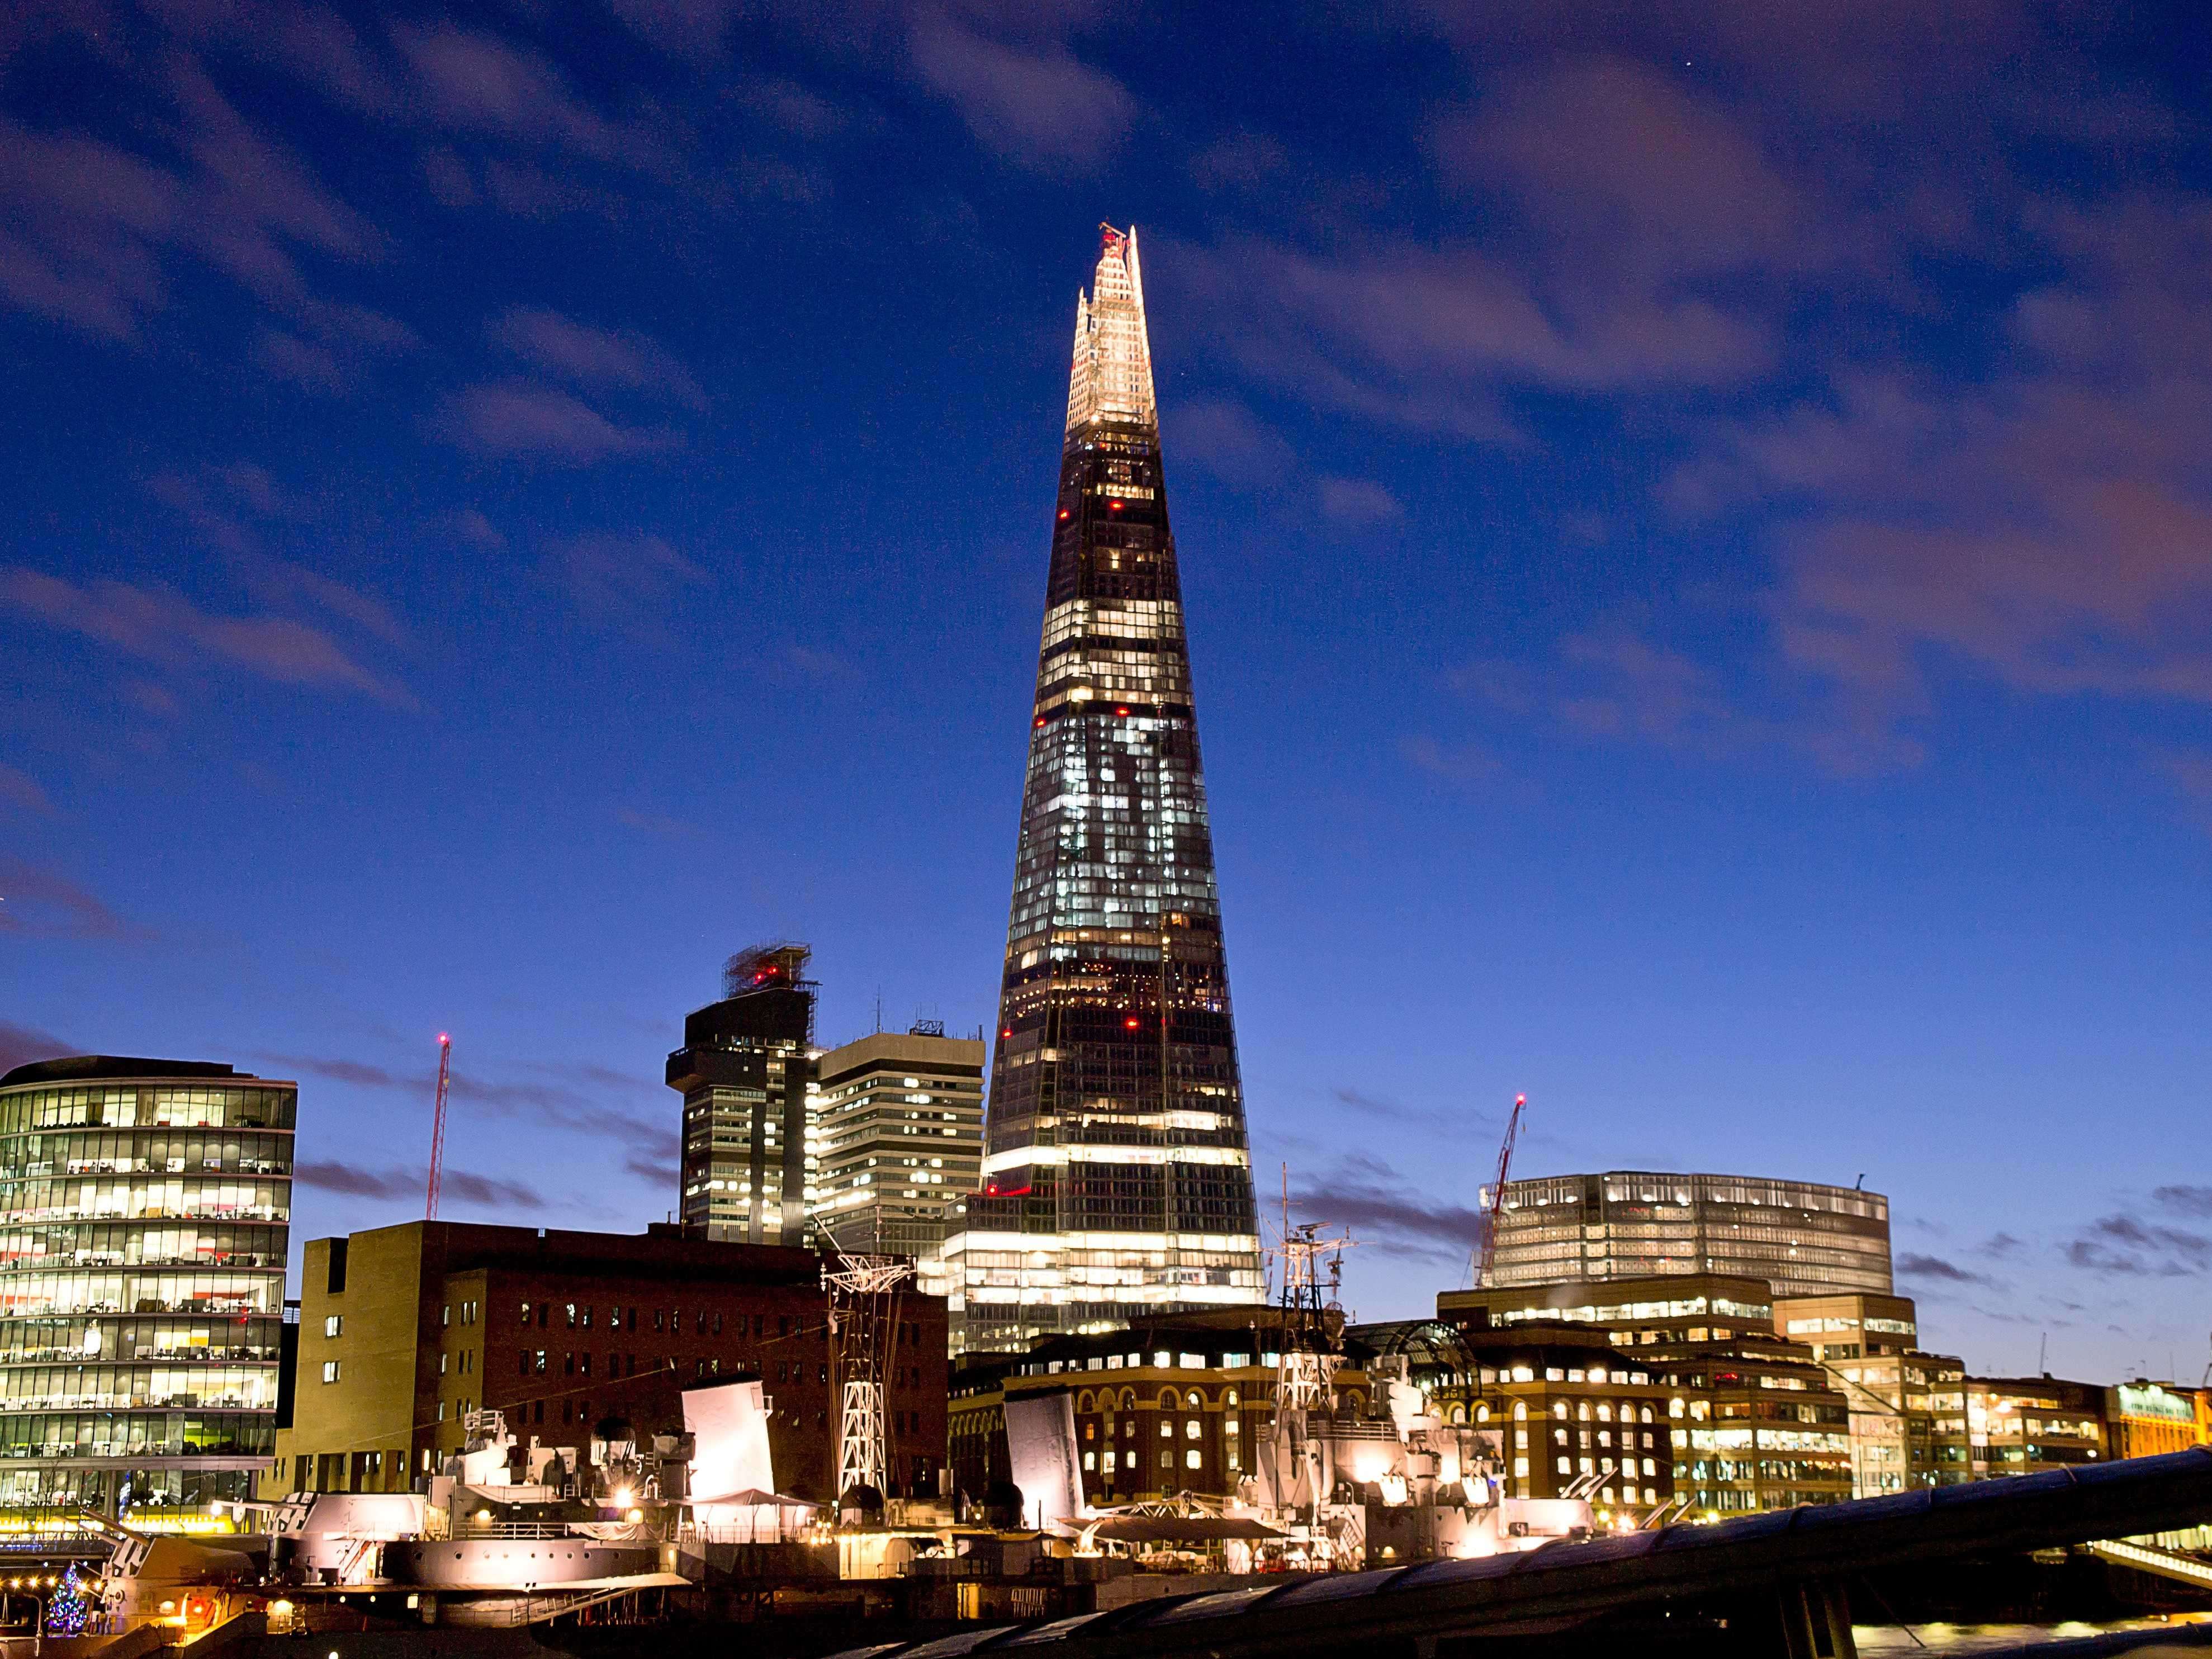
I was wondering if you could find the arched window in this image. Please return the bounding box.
[1449,1404,1466,1425]
[1077,1391,1094,1413]
[1476,1404,1491,1423]
[1186,1391,1202,1408]
[1512,1402,1527,1421]
[1595,1403,1612,1423]
[1225,1390,1239,1407]
[1639,1405,1654,1424]
[1158,1388,1178,1410]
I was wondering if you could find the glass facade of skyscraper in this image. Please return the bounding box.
[0,1056,294,1514]
[941,225,1264,1351]
[1479,1171,1892,1299]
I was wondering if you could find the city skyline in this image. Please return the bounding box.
[2,4,2208,1386]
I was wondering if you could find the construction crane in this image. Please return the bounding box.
[1468,1093,1527,1289]
[424,1033,452,1220]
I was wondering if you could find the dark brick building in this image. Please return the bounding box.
[267,1220,946,1502]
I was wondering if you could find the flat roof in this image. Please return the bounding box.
[1,1055,257,1089]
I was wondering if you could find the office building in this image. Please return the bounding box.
[666,944,820,1245]
[1964,1374,2105,1478]
[813,1026,986,1260]
[1438,1274,1851,1514]
[950,1315,1291,1509]
[264,1220,949,1503]
[1353,1320,1677,1522]
[941,225,1264,1352]
[1477,1171,1892,1298]
[0,1055,295,1515]
[2103,1381,2202,1460]
[1773,1292,1971,1494]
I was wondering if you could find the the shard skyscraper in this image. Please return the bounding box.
[940,226,1264,1352]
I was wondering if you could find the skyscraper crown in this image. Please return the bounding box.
[1065,224,1156,434]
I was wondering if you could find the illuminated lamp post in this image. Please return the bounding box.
[3,1574,60,1657]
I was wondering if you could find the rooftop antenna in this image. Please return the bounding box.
[2038,1331,2048,1376]
[424,1033,452,1220]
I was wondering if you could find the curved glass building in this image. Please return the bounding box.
[1477,1171,1892,1298]
[0,1056,293,1514]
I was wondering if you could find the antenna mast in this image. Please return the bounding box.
[425,1034,452,1220]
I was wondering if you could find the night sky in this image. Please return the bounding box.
[4,2,2209,1383]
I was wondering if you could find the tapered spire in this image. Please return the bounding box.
[1065,224,1157,435]
[939,222,1264,1354]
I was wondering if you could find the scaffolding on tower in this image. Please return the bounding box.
[823,1246,911,1503]
[424,1034,452,1221]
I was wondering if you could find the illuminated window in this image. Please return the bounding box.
[1186,1449,1201,1470]
[324,1315,342,1338]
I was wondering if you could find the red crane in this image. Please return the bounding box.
[1471,1093,1527,1288]
[425,1033,452,1220]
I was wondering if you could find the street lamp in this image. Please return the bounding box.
[3,1574,59,1658]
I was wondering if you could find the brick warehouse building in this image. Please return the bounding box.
[264,1220,946,1502]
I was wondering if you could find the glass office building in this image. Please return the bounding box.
[0,1056,295,1514]
[1479,1172,1892,1299]
[941,225,1264,1351]
[666,944,820,1245]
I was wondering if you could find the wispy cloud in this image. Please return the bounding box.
[491,307,707,411]
[1,568,415,707]
[0,1021,72,1073]
[541,532,708,629]
[262,1050,679,1163]
[907,18,1134,173]
[295,1159,545,1211]
[2064,1213,2210,1278]
[437,382,680,463]
[0,858,145,941]
[0,764,58,817]
[1317,476,1403,525]
[1898,1250,1995,1287]
[1292,1151,1484,1264]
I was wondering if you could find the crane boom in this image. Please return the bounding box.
[425,1034,452,1220]
[1471,1092,1526,1287]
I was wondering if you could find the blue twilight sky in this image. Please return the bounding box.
[3,1,2210,1382]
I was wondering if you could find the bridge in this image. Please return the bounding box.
[827,1448,2212,1659]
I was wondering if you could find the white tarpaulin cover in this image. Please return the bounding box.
[1005,1391,1083,1530]
[683,1377,774,1508]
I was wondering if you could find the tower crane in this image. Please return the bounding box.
[425,1034,452,1221]
[1468,1093,1526,1289]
